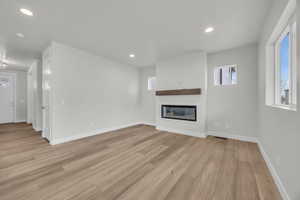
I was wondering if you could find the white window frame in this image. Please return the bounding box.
[265,0,297,111]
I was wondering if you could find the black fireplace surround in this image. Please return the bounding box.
[161,105,197,121]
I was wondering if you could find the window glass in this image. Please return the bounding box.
[279,33,290,105]
[214,65,237,86]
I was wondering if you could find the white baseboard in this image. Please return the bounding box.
[50,122,142,145]
[14,120,26,123]
[33,127,42,132]
[257,141,290,200]
[206,130,258,143]
[156,126,206,138]
[141,122,156,126]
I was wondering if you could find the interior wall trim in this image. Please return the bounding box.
[206,130,258,143]
[156,126,206,138]
[50,122,143,145]
[257,141,291,200]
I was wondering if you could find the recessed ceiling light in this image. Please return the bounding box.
[16,33,25,38]
[20,8,33,16]
[205,27,214,33]
[129,54,135,58]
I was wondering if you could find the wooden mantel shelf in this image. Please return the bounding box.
[155,88,201,96]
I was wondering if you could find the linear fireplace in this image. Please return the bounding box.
[161,105,197,121]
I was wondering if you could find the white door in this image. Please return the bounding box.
[42,48,51,141]
[0,74,14,124]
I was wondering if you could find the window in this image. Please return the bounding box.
[214,65,237,86]
[275,27,293,105]
[266,0,296,111]
[148,77,156,91]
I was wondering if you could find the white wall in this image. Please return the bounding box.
[49,42,141,141]
[207,44,258,139]
[139,67,156,125]
[156,52,207,137]
[1,69,27,122]
[258,0,299,199]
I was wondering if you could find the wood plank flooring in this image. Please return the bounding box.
[0,123,282,200]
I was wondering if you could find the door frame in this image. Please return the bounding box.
[0,71,16,123]
[42,47,53,142]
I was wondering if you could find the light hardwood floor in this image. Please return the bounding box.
[0,123,282,200]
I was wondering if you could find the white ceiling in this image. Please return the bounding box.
[0,0,272,69]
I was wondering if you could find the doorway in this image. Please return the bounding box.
[0,72,16,124]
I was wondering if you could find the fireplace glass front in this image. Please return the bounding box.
[161,105,197,121]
